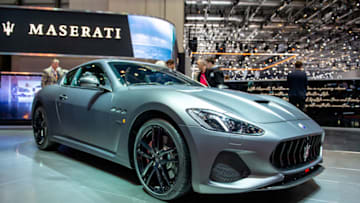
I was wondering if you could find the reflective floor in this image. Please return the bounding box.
[0,129,360,203]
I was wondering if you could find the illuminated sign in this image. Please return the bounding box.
[27,24,122,39]
[0,6,176,61]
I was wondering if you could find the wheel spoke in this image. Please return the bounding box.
[145,167,156,185]
[151,126,158,152]
[41,121,46,128]
[155,168,164,191]
[156,127,161,150]
[160,159,178,165]
[137,150,152,160]
[159,148,176,157]
[159,165,171,186]
[141,160,154,177]
[140,141,154,155]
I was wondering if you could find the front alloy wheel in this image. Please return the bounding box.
[133,119,191,200]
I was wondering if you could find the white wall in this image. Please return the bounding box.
[69,0,109,11]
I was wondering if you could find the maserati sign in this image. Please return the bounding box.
[0,6,133,57]
[27,24,122,39]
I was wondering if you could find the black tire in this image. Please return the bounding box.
[133,119,191,200]
[32,106,56,150]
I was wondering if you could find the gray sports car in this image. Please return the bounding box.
[32,59,324,200]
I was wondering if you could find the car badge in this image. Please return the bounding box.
[2,21,15,36]
[303,142,311,162]
[298,123,306,129]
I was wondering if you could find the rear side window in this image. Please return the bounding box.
[62,68,78,86]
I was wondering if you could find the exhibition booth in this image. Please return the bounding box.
[0,1,360,203]
[0,6,178,124]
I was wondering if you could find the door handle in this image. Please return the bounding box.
[59,94,68,101]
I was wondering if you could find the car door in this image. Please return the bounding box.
[55,67,79,136]
[57,63,119,152]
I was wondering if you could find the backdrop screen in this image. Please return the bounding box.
[128,15,175,61]
[0,74,42,120]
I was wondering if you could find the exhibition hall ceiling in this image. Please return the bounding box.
[185,0,360,74]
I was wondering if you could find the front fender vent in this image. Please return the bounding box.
[254,100,269,104]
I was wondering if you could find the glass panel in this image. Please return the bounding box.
[109,62,202,87]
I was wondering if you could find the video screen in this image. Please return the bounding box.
[128,15,176,61]
[0,74,42,120]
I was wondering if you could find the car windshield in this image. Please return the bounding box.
[109,62,203,87]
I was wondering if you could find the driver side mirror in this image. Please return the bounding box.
[79,74,100,88]
[79,74,111,92]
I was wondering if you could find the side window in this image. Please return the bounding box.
[112,63,150,84]
[73,63,111,89]
[62,68,78,86]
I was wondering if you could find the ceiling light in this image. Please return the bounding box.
[185,0,233,5]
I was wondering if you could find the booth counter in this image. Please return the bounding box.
[226,79,360,128]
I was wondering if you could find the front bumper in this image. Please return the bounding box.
[257,164,324,191]
[179,119,324,194]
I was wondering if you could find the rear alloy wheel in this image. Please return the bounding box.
[33,107,56,150]
[133,119,191,200]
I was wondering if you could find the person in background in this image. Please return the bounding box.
[155,60,166,67]
[41,59,67,87]
[166,59,176,70]
[205,57,224,87]
[196,59,209,86]
[287,61,308,111]
[196,57,224,87]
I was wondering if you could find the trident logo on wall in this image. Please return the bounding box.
[2,21,15,36]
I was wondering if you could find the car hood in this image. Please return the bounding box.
[175,86,309,124]
[128,85,310,124]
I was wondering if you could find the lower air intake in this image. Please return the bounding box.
[210,151,250,183]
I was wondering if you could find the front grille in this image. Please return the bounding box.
[270,134,322,169]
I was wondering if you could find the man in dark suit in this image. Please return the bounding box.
[287,61,308,111]
[196,57,224,87]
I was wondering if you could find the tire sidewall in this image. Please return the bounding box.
[33,106,52,150]
[133,119,190,200]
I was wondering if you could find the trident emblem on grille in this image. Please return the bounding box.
[303,139,311,161]
[2,21,15,36]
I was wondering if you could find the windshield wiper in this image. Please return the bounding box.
[130,82,162,86]
[164,81,175,86]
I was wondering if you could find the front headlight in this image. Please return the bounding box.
[187,108,264,136]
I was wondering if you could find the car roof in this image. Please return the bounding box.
[84,59,166,69]
[66,59,169,74]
